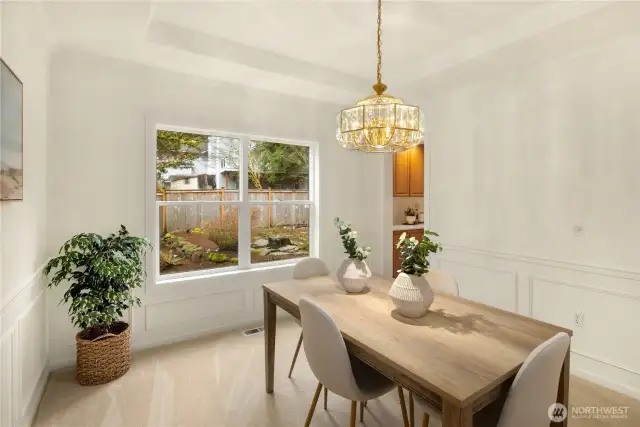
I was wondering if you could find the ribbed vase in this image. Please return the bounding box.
[389,273,434,318]
[336,259,371,293]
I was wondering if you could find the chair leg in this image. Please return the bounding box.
[397,387,410,427]
[350,401,357,427]
[422,413,430,427]
[360,401,365,422]
[304,382,323,427]
[288,332,304,378]
[323,387,328,410]
[409,391,415,427]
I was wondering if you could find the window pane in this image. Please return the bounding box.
[250,204,310,264]
[159,204,238,275]
[248,141,309,193]
[157,131,240,191]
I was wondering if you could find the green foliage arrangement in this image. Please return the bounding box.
[404,207,418,216]
[44,226,151,337]
[334,217,371,261]
[396,230,442,276]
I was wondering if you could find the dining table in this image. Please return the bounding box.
[263,275,572,427]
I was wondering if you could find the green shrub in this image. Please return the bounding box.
[159,250,181,270]
[208,253,229,263]
[204,212,238,251]
[229,257,239,265]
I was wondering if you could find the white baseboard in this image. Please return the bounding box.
[573,367,640,402]
[48,315,273,371]
[20,367,49,427]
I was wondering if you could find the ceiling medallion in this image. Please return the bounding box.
[336,0,424,153]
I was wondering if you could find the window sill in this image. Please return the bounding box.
[155,258,307,286]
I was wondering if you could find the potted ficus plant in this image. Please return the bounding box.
[44,225,151,385]
[334,217,372,293]
[389,230,442,318]
[404,207,418,224]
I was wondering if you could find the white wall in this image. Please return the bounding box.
[46,48,385,367]
[0,3,51,427]
[425,19,640,398]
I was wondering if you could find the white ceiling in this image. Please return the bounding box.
[43,1,619,105]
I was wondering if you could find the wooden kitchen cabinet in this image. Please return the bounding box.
[393,145,424,197]
[392,228,424,278]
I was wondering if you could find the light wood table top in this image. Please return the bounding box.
[263,275,572,427]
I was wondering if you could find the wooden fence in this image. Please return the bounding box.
[158,189,309,234]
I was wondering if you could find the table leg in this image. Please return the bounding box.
[397,387,410,427]
[264,288,277,393]
[442,401,473,427]
[556,344,570,427]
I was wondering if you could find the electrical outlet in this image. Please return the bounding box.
[574,312,585,328]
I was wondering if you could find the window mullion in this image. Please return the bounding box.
[238,136,251,269]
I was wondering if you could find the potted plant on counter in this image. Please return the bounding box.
[404,207,418,224]
[334,217,372,293]
[44,225,151,385]
[389,230,442,318]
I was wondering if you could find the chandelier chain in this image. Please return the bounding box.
[376,0,382,85]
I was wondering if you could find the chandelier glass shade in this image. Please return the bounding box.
[336,0,424,153]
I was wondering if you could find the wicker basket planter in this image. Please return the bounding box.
[76,322,131,386]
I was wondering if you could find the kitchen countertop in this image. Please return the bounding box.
[392,224,425,231]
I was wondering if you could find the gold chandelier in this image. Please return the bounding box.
[336,0,424,153]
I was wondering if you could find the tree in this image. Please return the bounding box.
[252,142,309,187]
[156,130,208,181]
[207,138,264,189]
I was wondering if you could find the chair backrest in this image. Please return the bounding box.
[496,332,571,427]
[299,296,360,400]
[424,269,460,296]
[293,258,330,279]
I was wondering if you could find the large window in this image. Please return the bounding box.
[153,127,315,279]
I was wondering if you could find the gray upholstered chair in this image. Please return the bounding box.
[288,258,330,378]
[413,332,570,427]
[300,296,408,427]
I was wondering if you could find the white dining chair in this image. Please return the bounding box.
[412,332,570,427]
[424,269,459,296]
[300,296,409,427]
[288,258,330,379]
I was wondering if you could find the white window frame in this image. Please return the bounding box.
[146,123,318,284]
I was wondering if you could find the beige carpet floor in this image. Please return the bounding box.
[33,319,640,427]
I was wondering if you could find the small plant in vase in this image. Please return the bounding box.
[334,217,372,293]
[389,230,442,318]
[404,207,418,224]
[44,225,151,385]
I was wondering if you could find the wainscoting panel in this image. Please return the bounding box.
[434,245,640,399]
[0,270,49,427]
[437,258,518,312]
[48,263,298,369]
[145,289,249,331]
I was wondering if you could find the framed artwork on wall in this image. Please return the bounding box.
[1,57,24,201]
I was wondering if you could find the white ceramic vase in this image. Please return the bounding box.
[336,259,371,293]
[405,215,416,224]
[388,273,434,318]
